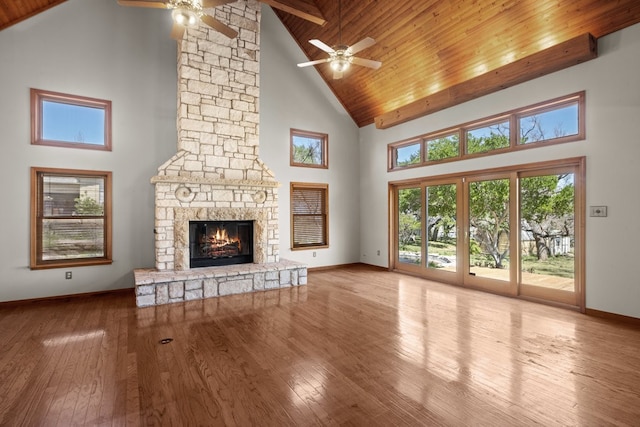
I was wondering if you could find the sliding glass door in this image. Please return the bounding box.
[397,186,423,269]
[425,181,462,283]
[518,167,581,306]
[391,159,584,309]
[465,175,516,294]
[395,181,462,283]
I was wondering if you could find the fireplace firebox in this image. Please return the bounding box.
[189,220,253,268]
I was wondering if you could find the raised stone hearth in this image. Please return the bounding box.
[135,259,306,307]
[133,0,306,307]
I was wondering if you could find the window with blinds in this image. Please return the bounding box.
[30,167,113,269]
[291,182,329,250]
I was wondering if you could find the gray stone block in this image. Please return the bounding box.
[265,271,279,281]
[169,282,185,299]
[203,278,218,298]
[136,294,156,307]
[136,285,154,296]
[219,278,253,296]
[253,272,265,290]
[185,279,203,291]
[279,269,291,285]
[265,280,280,290]
[185,289,203,301]
[156,284,169,304]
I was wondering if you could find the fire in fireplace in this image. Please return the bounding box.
[189,220,253,268]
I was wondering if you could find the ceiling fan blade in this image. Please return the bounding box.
[348,37,376,55]
[171,22,185,40]
[309,39,335,54]
[202,0,236,7]
[351,56,382,69]
[117,0,168,8]
[201,14,238,39]
[333,70,344,80]
[297,58,331,67]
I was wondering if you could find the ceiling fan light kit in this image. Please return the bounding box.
[172,6,199,27]
[117,0,238,39]
[329,49,351,73]
[296,0,381,79]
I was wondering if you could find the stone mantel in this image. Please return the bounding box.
[150,174,280,189]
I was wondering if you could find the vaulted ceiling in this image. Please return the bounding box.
[3,0,640,128]
[276,0,640,128]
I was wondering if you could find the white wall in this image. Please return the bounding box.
[0,1,361,302]
[0,0,177,301]
[359,23,640,318]
[2,1,638,319]
[259,6,361,267]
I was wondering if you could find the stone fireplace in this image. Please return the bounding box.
[134,0,306,307]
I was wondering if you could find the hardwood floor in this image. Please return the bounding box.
[1,265,639,426]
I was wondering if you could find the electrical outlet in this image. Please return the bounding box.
[590,206,607,217]
[377,250,381,256]
[313,251,316,257]
[65,271,72,280]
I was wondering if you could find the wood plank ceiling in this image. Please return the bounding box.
[0,0,65,31]
[276,0,640,127]
[2,1,640,128]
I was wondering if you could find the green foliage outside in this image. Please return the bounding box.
[395,117,576,278]
[43,229,59,248]
[427,135,458,161]
[520,174,574,261]
[467,123,510,154]
[74,192,103,215]
[469,178,510,269]
[397,169,575,278]
[397,146,421,167]
[426,184,456,241]
[521,254,574,278]
[398,188,421,250]
[293,138,322,165]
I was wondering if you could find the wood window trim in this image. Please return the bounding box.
[463,114,512,155]
[388,92,585,171]
[290,182,329,250]
[30,167,113,270]
[290,129,329,169]
[31,88,112,151]
[387,137,423,170]
[424,130,460,162]
[515,94,585,146]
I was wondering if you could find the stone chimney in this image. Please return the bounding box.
[151,0,279,272]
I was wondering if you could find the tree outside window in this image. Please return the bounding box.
[290,129,328,168]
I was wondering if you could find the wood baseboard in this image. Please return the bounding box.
[0,288,133,308]
[308,262,388,272]
[585,308,640,326]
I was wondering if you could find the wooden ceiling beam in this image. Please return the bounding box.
[260,0,326,26]
[374,33,598,129]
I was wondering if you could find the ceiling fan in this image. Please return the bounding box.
[297,0,382,79]
[117,0,238,40]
